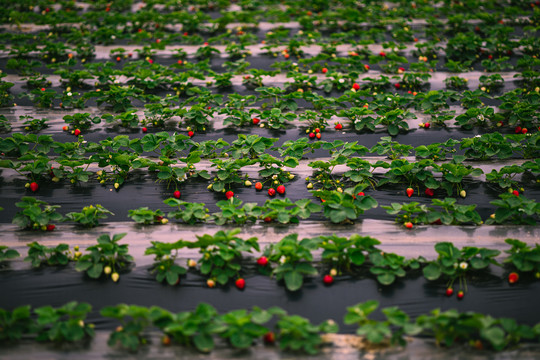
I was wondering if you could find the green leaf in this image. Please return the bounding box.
[284,270,303,291]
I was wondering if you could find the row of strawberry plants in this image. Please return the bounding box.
[1,131,538,187]
[2,230,539,295]
[2,299,540,353]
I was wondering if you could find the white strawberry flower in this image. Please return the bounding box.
[67,92,72,96]
[279,256,286,264]
[459,262,468,270]
[338,79,345,83]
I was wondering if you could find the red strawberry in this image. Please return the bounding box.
[404,222,413,229]
[225,190,234,199]
[276,185,286,194]
[515,126,522,134]
[425,188,434,197]
[235,278,245,290]
[30,182,39,192]
[357,191,365,196]
[445,288,454,297]
[264,216,272,223]
[508,272,519,284]
[394,83,401,89]
[424,122,430,129]
[316,133,321,139]
[379,51,386,57]
[352,83,360,90]
[74,129,81,136]
[334,123,342,130]
[268,188,276,196]
[46,224,55,231]
[323,275,334,285]
[309,132,315,139]
[513,190,519,196]
[364,64,370,70]
[162,335,171,346]
[314,128,320,133]
[522,128,528,134]
[406,187,414,197]
[457,291,464,300]
[263,331,275,345]
[255,182,263,190]
[173,190,181,199]
[62,125,68,131]
[488,54,493,60]
[142,127,147,133]
[322,67,328,74]
[257,256,268,266]
[188,130,194,137]
[41,88,46,92]
[252,117,260,125]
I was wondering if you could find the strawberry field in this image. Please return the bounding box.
[1,0,540,358]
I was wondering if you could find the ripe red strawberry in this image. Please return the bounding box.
[394,83,400,89]
[513,190,519,196]
[188,130,194,137]
[225,190,234,199]
[255,182,263,190]
[364,64,370,70]
[314,128,320,133]
[263,331,275,345]
[322,67,328,74]
[406,187,414,197]
[177,60,183,65]
[334,123,342,130]
[315,133,321,139]
[30,182,39,192]
[445,288,454,297]
[515,126,522,134]
[379,51,386,57]
[357,191,365,196]
[235,278,245,290]
[404,222,413,229]
[142,127,147,133]
[46,224,55,231]
[62,125,68,131]
[424,122,430,129]
[425,188,434,197]
[508,272,519,284]
[352,83,360,90]
[116,56,121,62]
[264,216,272,223]
[522,128,528,134]
[488,54,493,60]
[276,185,286,194]
[173,190,181,199]
[308,132,315,139]
[268,188,276,196]
[41,88,46,92]
[74,129,81,136]
[257,256,268,266]
[323,274,334,285]
[252,117,260,125]
[457,291,464,300]
[207,279,216,288]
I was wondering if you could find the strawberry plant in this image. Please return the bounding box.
[0,305,34,342]
[344,301,422,346]
[0,115,11,132]
[208,158,254,192]
[144,240,188,286]
[275,313,338,355]
[229,135,278,159]
[261,198,321,224]
[455,107,498,130]
[260,107,297,129]
[0,246,20,264]
[20,115,50,132]
[262,234,318,291]
[65,204,114,228]
[312,187,378,224]
[102,109,140,128]
[212,198,263,225]
[159,303,226,353]
[486,193,540,225]
[218,308,272,349]
[423,242,500,296]
[128,207,167,225]
[63,113,101,130]
[370,136,413,160]
[12,197,63,231]
[89,85,145,112]
[164,199,209,224]
[317,234,380,275]
[185,229,259,287]
[382,202,430,226]
[34,302,94,343]
[433,157,483,196]
[503,239,540,277]
[369,250,423,285]
[485,164,526,190]
[375,159,439,194]
[75,233,133,281]
[414,139,459,161]
[100,305,153,351]
[24,242,72,268]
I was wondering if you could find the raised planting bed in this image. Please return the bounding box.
[1,0,540,358]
